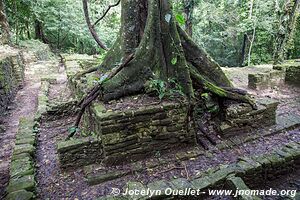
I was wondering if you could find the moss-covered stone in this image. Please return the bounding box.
[190,176,211,190]
[15,137,35,145]
[6,175,35,193]
[123,181,147,199]
[5,189,34,200]
[13,144,34,156]
[87,171,128,186]
[10,157,33,178]
[208,167,236,185]
[147,180,172,197]
[11,153,31,161]
[226,176,261,200]
[169,178,192,190]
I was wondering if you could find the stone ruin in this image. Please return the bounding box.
[57,54,282,168]
[0,45,25,114]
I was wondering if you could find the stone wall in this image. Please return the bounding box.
[57,138,103,169]
[274,60,300,86]
[248,70,285,90]
[97,141,300,200]
[220,98,279,137]
[57,101,196,167]
[0,45,25,114]
[248,59,300,90]
[19,40,54,62]
[5,118,37,200]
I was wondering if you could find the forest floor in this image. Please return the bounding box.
[0,53,299,199]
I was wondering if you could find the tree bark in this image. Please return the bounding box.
[0,0,11,45]
[183,0,194,36]
[273,0,300,64]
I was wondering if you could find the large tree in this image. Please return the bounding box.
[71,0,257,137]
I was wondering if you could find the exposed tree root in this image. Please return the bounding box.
[74,66,100,79]
[189,67,257,110]
[66,54,134,140]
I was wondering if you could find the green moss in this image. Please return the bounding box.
[7,175,35,193]
[10,157,33,178]
[6,190,34,200]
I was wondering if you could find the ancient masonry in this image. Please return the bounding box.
[97,141,300,200]
[248,59,300,90]
[5,80,49,199]
[56,55,279,168]
[0,46,25,113]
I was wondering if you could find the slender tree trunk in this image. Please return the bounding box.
[241,0,254,66]
[273,0,300,64]
[82,0,108,50]
[247,27,256,66]
[0,0,11,45]
[240,34,247,66]
[34,20,49,43]
[183,0,194,36]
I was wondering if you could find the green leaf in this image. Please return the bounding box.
[175,14,185,26]
[159,93,165,100]
[68,127,78,134]
[171,57,177,65]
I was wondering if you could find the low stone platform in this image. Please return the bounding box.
[62,53,102,100]
[274,59,300,86]
[220,98,279,137]
[58,101,196,167]
[248,69,285,90]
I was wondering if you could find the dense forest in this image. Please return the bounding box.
[1,0,300,66]
[0,0,300,200]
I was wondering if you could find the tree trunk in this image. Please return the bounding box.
[241,0,254,66]
[101,0,234,101]
[0,0,11,45]
[35,20,49,43]
[183,0,194,36]
[82,0,108,50]
[274,0,300,64]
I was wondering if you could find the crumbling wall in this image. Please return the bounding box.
[0,45,25,114]
[57,101,196,168]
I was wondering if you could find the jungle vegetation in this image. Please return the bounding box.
[0,0,299,66]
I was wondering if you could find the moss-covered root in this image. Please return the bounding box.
[74,66,99,79]
[190,67,258,110]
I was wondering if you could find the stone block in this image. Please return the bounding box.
[87,171,129,186]
[169,178,192,190]
[13,144,34,156]
[5,189,34,200]
[147,180,172,197]
[6,175,35,193]
[10,157,34,178]
[190,176,212,190]
[123,182,146,199]
[248,73,270,90]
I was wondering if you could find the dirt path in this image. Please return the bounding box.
[0,55,59,198]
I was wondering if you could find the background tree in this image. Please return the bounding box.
[273,0,300,64]
[0,0,11,44]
